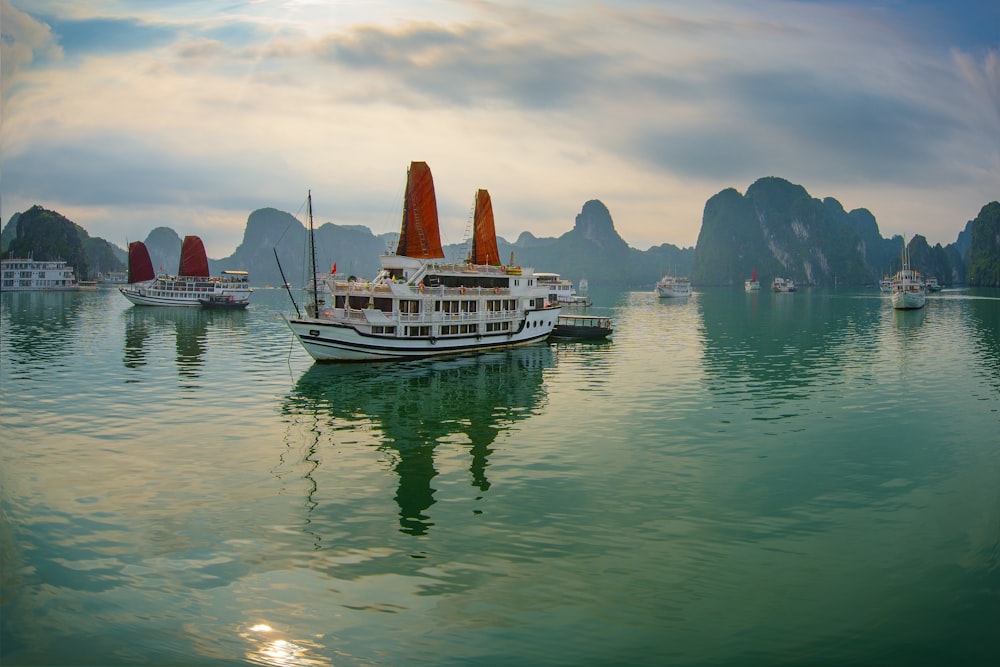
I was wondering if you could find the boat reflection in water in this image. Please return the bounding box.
[282,346,554,536]
[122,305,247,380]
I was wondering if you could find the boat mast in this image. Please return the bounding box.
[309,190,319,317]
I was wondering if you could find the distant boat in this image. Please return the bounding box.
[536,272,591,306]
[655,274,692,298]
[924,276,943,292]
[745,268,760,292]
[772,277,796,292]
[1,255,80,291]
[77,280,99,291]
[98,271,127,285]
[550,314,613,340]
[890,240,926,310]
[879,275,893,292]
[283,162,560,362]
[118,236,253,307]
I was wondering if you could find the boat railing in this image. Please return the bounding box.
[338,283,512,298]
[336,306,526,324]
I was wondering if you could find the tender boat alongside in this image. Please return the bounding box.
[118,236,252,307]
[199,294,250,309]
[772,277,796,292]
[655,274,692,298]
[284,162,560,362]
[1,256,79,291]
[550,314,613,340]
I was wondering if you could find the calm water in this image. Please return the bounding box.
[2,286,999,666]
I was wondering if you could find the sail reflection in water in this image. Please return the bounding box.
[280,346,554,536]
[122,306,247,381]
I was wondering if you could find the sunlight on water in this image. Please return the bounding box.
[2,286,999,666]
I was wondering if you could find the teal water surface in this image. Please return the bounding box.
[2,286,999,666]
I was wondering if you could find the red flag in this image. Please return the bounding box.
[331,263,336,274]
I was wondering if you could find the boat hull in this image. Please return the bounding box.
[199,298,249,310]
[550,325,612,340]
[891,290,926,310]
[286,308,560,362]
[119,284,252,307]
[656,287,691,298]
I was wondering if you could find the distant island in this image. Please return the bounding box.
[3,178,999,287]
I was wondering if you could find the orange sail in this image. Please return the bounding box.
[127,241,155,283]
[471,189,500,265]
[395,161,444,259]
[178,235,210,277]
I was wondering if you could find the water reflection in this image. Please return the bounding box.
[967,292,1000,396]
[0,291,85,363]
[282,346,554,536]
[697,288,885,402]
[122,306,247,379]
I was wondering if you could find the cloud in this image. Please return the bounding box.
[953,47,1000,131]
[1,0,998,254]
[0,0,63,98]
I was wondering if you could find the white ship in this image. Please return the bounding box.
[118,236,252,307]
[1,256,80,291]
[284,162,560,362]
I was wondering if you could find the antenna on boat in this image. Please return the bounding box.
[308,190,319,318]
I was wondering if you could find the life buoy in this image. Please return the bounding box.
[418,282,425,292]
[459,286,466,295]
[430,336,437,344]
[494,287,500,295]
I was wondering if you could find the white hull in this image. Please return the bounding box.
[119,271,252,307]
[891,289,926,310]
[286,307,559,362]
[744,281,760,292]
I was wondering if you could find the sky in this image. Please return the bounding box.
[1,0,998,258]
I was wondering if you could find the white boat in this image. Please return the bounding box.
[655,274,692,298]
[536,272,591,306]
[118,236,253,307]
[1,255,80,291]
[284,162,561,362]
[744,268,760,292]
[890,241,926,310]
[98,271,127,284]
[924,276,942,292]
[772,277,796,292]
[879,275,893,292]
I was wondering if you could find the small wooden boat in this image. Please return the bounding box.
[198,294,249,309]
[550,314,613,340]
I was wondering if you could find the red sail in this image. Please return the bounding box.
[178,235,210,277]
[395,161,444,259]
[752,268,757,281]
[127,241,155,283]
[471,189,500,265]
